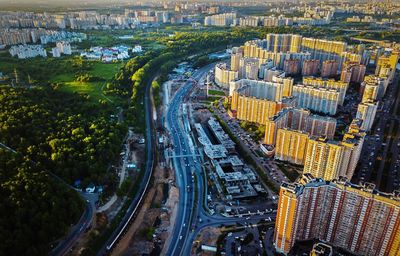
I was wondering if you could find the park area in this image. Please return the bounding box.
[0,51,124,104]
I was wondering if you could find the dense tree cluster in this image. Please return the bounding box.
[0,85,131,254]
[161,29,259,55]
[104,51,159,97]
[127,52,175,129]
[151,80,161,107]
[0,149,84,255]
[0,86,127,186]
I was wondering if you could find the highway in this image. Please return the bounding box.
[355,73,400,192]
[97,74,156,255]
[164,63,278,255]
[165,64,217,256]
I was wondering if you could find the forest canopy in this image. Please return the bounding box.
[0,85,127,255]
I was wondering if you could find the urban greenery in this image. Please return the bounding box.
[0,149,85,255]
[0,86,127,186]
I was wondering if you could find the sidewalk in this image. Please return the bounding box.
[96,130,133,213]
[97,194,117,213]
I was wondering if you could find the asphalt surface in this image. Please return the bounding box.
[0,142,96,256]
[50,200,93,256]
[97,74,156,255]
[165,64,278,256]
[165,66,211,256]
[354,73,400,192]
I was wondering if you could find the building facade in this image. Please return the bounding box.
[302,77,348,105]
[321,60,338,78]
[356,101,378,132]
[302,59,320,76]
[264,107,336,145]
[214,63,238,88]
[275,128,309,165]
[274,175,400,255]
[293,84,340,115]
[340,61,366,83]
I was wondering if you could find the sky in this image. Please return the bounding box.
[0,0,136,10]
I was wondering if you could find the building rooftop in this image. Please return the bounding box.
[282,174,400,204]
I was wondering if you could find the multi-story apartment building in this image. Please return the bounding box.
[275,128,309,165]
[239,58,260,79]
[303,137,344,181]
[283,59,300,75]
[302,59,320,76]
[321,60,338,78]
[204,12,237,26]
[302,77,348,105]
[259,66,283,82]
[229,78,292,99]
[262,16,293,27]
[341,119,366,176]
[51,47,61,58]
[230,80,295,124]
[242,39,312,70]
[301,37,347,59]
[305,115,337,140]
[56,41,72,55]
[340,61,366,83]
[214,63,238,88]
[230,47,244,71]
[361,74,389,102]
[264,107,336,145]
[9,44,47,59]
[265,33,302,53]
[293,84,340,115]
[376,51,399,81]
[361,83,379,103]
[274,175,400,256]
[303,119,365,180]
[239,17,260,27]
[356,101,378,132]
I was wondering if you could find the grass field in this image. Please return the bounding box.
[89,62,122,80]
[0,55,126,103]
[56,61,123,103]
[58,80,118,104]
[207,89,226,96]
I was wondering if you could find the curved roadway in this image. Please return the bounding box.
[97,75,156,255]
[165,64,278,256]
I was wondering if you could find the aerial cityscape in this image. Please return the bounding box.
[0,1,399,256]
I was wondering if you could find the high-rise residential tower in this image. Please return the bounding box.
[274,175,400,255]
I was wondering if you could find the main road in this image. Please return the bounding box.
[165,66,211,256]
[97,74,156,255]
[164,64,278,256]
